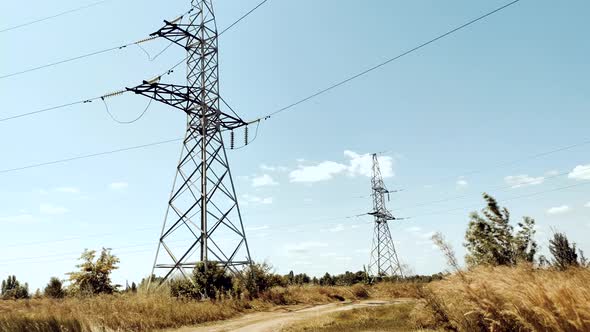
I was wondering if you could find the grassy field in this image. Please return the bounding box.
[412,265,590,331]
[1,267,589,332]
[0,283,417,332]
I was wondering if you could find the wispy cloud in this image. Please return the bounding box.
[289,151,394,183]
[285,241,328,254]
[325,223,360,233]
[109,182,129,190]
[504,174,545,188]
[456,178,468,188]
[242,194,273,205]
[0,214,39,223]
[251,174,278,187]
[568,164,590,181]
[40,203,69,215]
[55,187,80,194]
[547,205,571,215]
[584,202,590,208]
[289,161,348,183]
[260,164,289,172]
[246,225,270,231]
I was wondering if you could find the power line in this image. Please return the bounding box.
[410,181,590,219]
[254,0,522,121]
[0,6,197,80]
[0,0,271,121]
[0,38,154,80]
[0,138,182,175]
[0,0,110,34]
[400,169,573,210]
[219,0,269,35]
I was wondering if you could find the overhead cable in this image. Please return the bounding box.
[0,0,110,34]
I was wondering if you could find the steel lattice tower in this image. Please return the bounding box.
[127,0,251,282]
[367,154,404,278]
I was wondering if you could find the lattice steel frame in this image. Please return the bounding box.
[367,154,404,277]
[127,0,251,283]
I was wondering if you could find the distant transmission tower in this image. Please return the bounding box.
[128,0,251,282]
[367,153,404,278]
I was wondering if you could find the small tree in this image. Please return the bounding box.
[236,262,284,298]
[1,275,29,299]
[549,232,578,270]
[44,277,65,299]
[464,193,537,266]
[170,262,233,300]
[131,282,137,293]
[68,248,120,295]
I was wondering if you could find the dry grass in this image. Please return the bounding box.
[412,265,590,332]
[0,284,388,332]
[282,302,437,332]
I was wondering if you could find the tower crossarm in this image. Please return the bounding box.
[151,20,202,50]
[368,211,395,220]
[126,82,248,131]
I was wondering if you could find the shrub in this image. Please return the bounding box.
[67,248,120,296]
[44,277,65,299]
[1,275,29,300]
[170,262,233,300]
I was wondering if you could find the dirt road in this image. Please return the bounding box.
[171,300,407,332]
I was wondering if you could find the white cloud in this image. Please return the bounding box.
[251,174,278,187]
[289,161,348,183]
[40,203,69,215]
[547,205,571,215]
[326,223,360,233]
[545,170,560,176]
[109,182,129,190]
[504,174,545,188]
[260,164,289,172]
[568,164,590,181]
[246,225,270,231]
[406,226,422,233]
[344,151,394,178]
[289,151,395,183]
[55,187,80,194]
[286,241,328,254]
[242,194,273,205]
[584,202,590,208]
[456,178,468,188]
[0,214,39,223]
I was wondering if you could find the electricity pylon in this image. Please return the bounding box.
[367,153,404,278]
[127,0,251,283]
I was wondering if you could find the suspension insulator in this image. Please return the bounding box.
[244,126,249,145]
[230,130,235,149]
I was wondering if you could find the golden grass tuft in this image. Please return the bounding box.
[412,265,590,332]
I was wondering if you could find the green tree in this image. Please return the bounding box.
[464,193,538,266]
[549,232,578,270]
[236,262,284,298]
[1,275,29,299]
[44,277,65,299]
[170,262,233,300]
[319,272,334,286]
[68,248,120,295]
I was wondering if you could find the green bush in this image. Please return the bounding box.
[44,277,65,299]
[1,275,29,300]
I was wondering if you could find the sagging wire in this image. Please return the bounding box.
[101,96,153,125]
[0,8,191,80]
[231,120,261,150]
[134,11,187,61]
[99,71,163,124]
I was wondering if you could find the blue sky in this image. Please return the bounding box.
[1,0,589,291]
